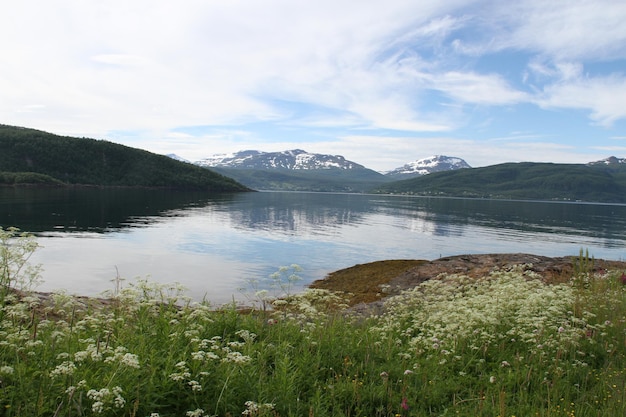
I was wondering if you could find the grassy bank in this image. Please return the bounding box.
[1,228,625,416]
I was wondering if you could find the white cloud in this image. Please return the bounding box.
[0,0,472,137]
[432,71,529,105]
[488,0,626,61]
[2,0,626,168]
[537,74,626,127]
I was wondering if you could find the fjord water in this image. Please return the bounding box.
[2,187,625,304]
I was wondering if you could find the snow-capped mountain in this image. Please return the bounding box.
[195,149,367,170]
[588,156,626,166]
[166,153,191,163]
[385,155,471,179]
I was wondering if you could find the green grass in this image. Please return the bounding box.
[1,228,625,416]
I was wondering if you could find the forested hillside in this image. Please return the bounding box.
[373,162,626,203]
[0,125,250,191]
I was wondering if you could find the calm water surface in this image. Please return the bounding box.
[2,188,625,304]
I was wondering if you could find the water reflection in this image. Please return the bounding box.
[222,192,626,244]
[0,187,236,233]
[3,189,625,303]
[4,188,625,245]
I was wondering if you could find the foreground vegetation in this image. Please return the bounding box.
[0,125,250,191]
[1,228,625,416]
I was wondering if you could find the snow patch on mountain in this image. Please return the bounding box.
[166,153,191,163]
[195,149,366,170]
[588,156,626,166]
[385,155,471,179]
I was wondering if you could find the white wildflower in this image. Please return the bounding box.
[0,365,15,375]
[120,352,140,368]
[92,401,105,414]
[50,361,77,379]
[188,380,203,392]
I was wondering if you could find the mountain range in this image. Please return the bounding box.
[2,123,626,202]
[185,150,469,192]
[192,149,470,177]
[181,149,626,201]
[196,149,369,171]
[373,157,626,203]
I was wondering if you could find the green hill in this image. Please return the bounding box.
[372,162,626,203]
[0,125,251,192]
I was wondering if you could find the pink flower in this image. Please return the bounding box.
[401,397,409,410]
[620,273,626,285]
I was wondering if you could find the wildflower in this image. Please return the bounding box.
[120,352,140,368]
[86,387,125,414]
[242,401,275,416]
[186,408,205,417]
[222,351,251,364]
[188,380,202,392]
[92,401,105,414]
[380,371,389,379]
[489,376,497,384]
[0,366,14,375]
[403,369,414,375]
[50,361,77,378]
[501,361,510,367]
[401,397,409,410]
[620,273,626,285]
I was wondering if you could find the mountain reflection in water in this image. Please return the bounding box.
[2,188,625,303]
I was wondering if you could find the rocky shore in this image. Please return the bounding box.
[311,253,626,314]
[8,253,626,314]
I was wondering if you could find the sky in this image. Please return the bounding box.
[2,1,626,172]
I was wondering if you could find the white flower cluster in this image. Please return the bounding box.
[169,332,254,393]
[0,365,15,375]
[372,265,588,359]
[49,361,77,379]
[242,400,275,416]
[72,340,140,369]
[106,278,191,315]
[86,386,125,414]
[272,288,349,324]
[187,335,253,366]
